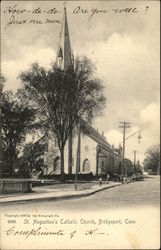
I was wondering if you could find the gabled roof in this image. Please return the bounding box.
[80,119,121,156]
[81,119,110,149]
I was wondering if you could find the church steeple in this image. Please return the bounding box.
[56,4,73,70]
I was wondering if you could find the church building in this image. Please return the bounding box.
[34,6,122,177]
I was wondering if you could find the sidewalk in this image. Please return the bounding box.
[0,181,121,204]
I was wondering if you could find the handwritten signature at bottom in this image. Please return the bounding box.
[5,226,109,240]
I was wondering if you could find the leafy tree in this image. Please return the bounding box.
[124,158,135,176]
[1,88,37,174]
[19,57,106,178]
[18,142,36,174]
[18,135,48,175]
[134,160,143,175]
[143,145,160,174]
[0,75,5,173]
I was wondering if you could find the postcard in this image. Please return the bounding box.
[0,0,160,249]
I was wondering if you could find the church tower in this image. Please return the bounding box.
[56,5,73,70]
[56,4,73,174]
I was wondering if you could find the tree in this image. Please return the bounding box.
[18,142,36,174]
[143,145,160,174]
[18,135,48,175]
[0,75,5,172]
[1,88,37,174]
[134,160,143,175]
[19,57,106,178]
[124,158,135,176]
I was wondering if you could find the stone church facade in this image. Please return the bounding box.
[34,6,122,177]
[42,120,121,176]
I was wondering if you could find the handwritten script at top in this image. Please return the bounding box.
[3,4,62,29]
[73,6,140,19]
[2,4,149,29]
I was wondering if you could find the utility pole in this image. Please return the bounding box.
[74,118,81,191]
[119,121,131,177]
[133,150,137,166]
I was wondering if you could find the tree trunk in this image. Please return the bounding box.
[68,130,73,174]
[60,147,65,181]
[9,151,13,175]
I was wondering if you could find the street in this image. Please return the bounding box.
[0,175,160,211]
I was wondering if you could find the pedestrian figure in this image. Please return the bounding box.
[123,176,126,183]
[107,174,109,183]
[99,177,102,186]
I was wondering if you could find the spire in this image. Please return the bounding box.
[56,4,73,70]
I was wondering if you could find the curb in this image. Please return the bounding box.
[0,183,121,204]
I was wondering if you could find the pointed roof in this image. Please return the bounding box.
[56,6,73,70]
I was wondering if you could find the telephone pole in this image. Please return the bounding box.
[119,121,131,176]
[133,150,137,166]
[74,118,81,191]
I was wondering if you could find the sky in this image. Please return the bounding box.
[1,1,160,164]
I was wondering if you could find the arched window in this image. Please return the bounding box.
[83,159,90,172]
